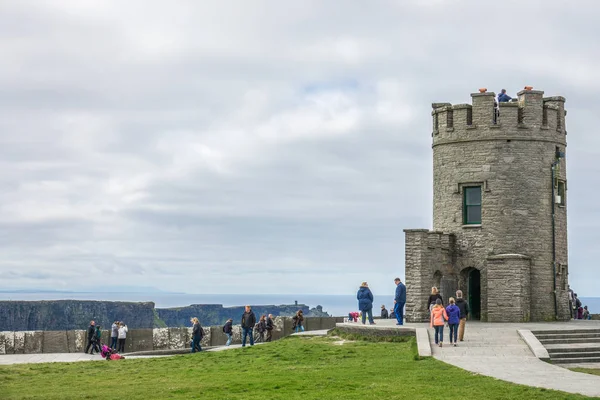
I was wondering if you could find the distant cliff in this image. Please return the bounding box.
[0,300,329,331]
[0,300,155,331]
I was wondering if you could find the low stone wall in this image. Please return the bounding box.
[0,317,344,354]
[591,314,600,321]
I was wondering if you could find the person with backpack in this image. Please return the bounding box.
[455,290,470,341]
[110,321,119,350]
[445,298,461,347]
[430,298,448,347]
[256,315,267,343]
[241,305,256,347]
[190,317,204,353]
[266,314,274,342]
[222,318,233,346]
[84,321,96,354]
[91,325,102,354]
[117,322,128,353]
[357,282,375,325]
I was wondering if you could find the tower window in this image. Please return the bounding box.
[556,180,566,206]
[463,186,482,225]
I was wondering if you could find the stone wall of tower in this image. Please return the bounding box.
[428,89,570,321]
[404,230,455,322]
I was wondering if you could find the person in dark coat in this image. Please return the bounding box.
[223,318,233,346]
[241,305,256,347]
[190,317,203,353]
[84,321,96,354]
[357,282,375,325]
[380,305,389,319]
[266,314,274,342]
[394,277,407,325]
[427,287,443,312]
[455,290,469,341]
[91,325,102,354]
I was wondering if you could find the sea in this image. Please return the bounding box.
[0,292,598,317]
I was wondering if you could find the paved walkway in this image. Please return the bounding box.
[369,319,600,398]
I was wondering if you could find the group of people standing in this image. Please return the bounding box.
[190,306,289,352]
[84,320,128,355]
[355,278,407,325]
[428,287,469,347]
[568,287,592,320]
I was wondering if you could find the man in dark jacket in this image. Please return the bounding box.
[394,277,407,325]
[223,318,233,346]
[241,305,256,347]
[380,305,389,319]
[84,320,96,354]
[266,314,274,342]
[455,290,470,341]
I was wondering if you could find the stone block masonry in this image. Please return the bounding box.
[0,317,344,355]
[406,88,570,323]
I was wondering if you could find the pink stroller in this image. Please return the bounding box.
[101,344,125,360]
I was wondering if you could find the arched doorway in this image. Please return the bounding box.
[468,269,481,320]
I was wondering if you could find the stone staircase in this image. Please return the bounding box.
[532,329,600,365]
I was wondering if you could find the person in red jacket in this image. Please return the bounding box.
[430,298,448,347]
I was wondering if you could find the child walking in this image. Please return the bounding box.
[445,297,461,347]
[430,298,448,347]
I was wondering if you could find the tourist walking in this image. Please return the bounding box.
[357,282,375,325]
[92,325,102,354]
[84,321,96,354]
[431,299,448,347]
[256,315,267,343]
[574,294,582,319]
[241,305,256,347]
[455,290,470,341]
[380,305,389,319]
[394,277,407,325]
[445,298,461,346]
[427,287,443,312]
[223,318,233,346]
[110,321,119,350]
[117,322,128,353]
[292,310,305,332]
[190,317,203,353]
[266,314,274,342]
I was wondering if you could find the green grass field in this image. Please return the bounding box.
[0,336,590,400]
[571,368,600,377]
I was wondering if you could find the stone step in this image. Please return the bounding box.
[550,351,600,359]
[531,329,600,335]
[551,357,600,364]
[535,332,600,340]
[539,337,600,345]
[546,343,600,352]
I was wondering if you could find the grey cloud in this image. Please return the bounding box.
[0,0,598,295]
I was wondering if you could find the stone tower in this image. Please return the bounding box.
[404,87,570,322]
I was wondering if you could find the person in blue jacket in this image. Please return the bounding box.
[357,282,375,325]
[445,298,461,347]
[498,89,512,102]
[394,277,407,325]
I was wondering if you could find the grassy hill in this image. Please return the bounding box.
[0,335,589,400]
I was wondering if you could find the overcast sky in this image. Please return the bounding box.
[1,0,599,297]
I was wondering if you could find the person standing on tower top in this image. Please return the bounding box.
[498,89,512,102]
[394,277,406,326]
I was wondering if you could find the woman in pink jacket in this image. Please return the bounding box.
[430,298,448,347]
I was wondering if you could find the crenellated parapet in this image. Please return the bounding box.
[432,88,567,147]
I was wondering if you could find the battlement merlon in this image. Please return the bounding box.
[431,89,567,134]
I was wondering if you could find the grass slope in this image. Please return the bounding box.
[0,336,590,400]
